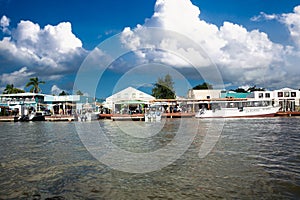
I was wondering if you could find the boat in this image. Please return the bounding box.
[195,99,280,118]
[18,107,49,121]
[145,105,162,122]
[77,111,99,122]
[77,101,100,122]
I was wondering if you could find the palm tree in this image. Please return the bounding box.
[3,84,25,94]
[25,77,45,93]
[3,84,15,94]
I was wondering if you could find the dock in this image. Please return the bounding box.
[275,111,300,117]
[99,114,113,119]
[162,112,195,118]
[0,116,19,122]
[45,115,75,121]
[111,114,144,121]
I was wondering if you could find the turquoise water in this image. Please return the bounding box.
[0,118,299,199]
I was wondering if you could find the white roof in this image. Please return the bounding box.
[274,88,298,92]
[106,87,155,103]
[0,92,45,97]
[44,95,80,102]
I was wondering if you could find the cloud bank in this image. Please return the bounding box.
[119,0,300,89]
[0,0,300,93]
[0,18,87,89]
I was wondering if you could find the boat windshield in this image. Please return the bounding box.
[209,100,272,109]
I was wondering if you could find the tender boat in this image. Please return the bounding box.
[145,105,162,122]
[195,99,280,118]
[78,111,99,121]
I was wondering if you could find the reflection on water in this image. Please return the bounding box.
[0,118,299,199]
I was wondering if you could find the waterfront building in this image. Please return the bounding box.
[220,91,252,98]
[187,89,222,99]
[44,95,80,115]
[272,88,300,111]
[104,87,155,114]
[0,93,46,115]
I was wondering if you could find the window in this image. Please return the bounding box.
[291,92,296,97]
[265,93,270,98]
[259,93,263,98]
[278,92,283,97]
[284,92,289,97]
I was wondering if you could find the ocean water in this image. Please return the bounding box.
[0,118,299,199]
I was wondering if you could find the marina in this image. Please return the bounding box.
[1,0,300,199]
[1,87,300,122]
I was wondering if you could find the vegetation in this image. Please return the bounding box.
[231,88,248,93]
[193,82,213,90]
[2,84,25,94]
[152,74,176,99]
[247,85,265,92]
[231,85,265,93]
[25,77,45,93]
[59,91,69,96]
[76,90,83,95]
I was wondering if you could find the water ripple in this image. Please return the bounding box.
[0,118,299,199]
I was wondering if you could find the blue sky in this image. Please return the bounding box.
[0,0,300,98]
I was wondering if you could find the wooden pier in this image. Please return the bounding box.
[162,112,195,118]
[111,114,144,121]
[0,116,19,122]
[45,115,75,122]
[275,111,300,117]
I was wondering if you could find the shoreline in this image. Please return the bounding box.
[1,111,300,122]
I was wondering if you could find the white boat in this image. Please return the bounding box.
[18,107,49,121]
[195,99,280,118]
[78,111,99,121]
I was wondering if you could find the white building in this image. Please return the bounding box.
[246,88,300,111]
[272,88,300,111]
[0,93,46,115]
[187,89,222,99]
[44,95,81,115]
[252,90,274,100]
[105,87,155,114]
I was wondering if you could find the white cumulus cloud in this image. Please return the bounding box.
[250,12,279,22]
[281,5,300,48]
[0,17,87,89]
[0,67,35,88]
[51,85,63,95]
[118,0,292,89]
[0,15,10,34]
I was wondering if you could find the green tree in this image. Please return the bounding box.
[231,88,247,93]
[59,91,69,96]
[247,85,265,92]
[3,84,25,94]
[25,77,45,93]
[76,90,83,95]
[193,82,213,90]
[152,74,176,99]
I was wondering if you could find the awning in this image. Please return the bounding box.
[115,100,148,104]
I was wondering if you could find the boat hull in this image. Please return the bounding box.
[195,106,280,118]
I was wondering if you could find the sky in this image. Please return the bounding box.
[0,0,300,98]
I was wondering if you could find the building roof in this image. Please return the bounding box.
[220,91,252,98]
[106,87,155,103]
[0,92,45,97]
[274,88,298,92]
[44,95,81,102]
